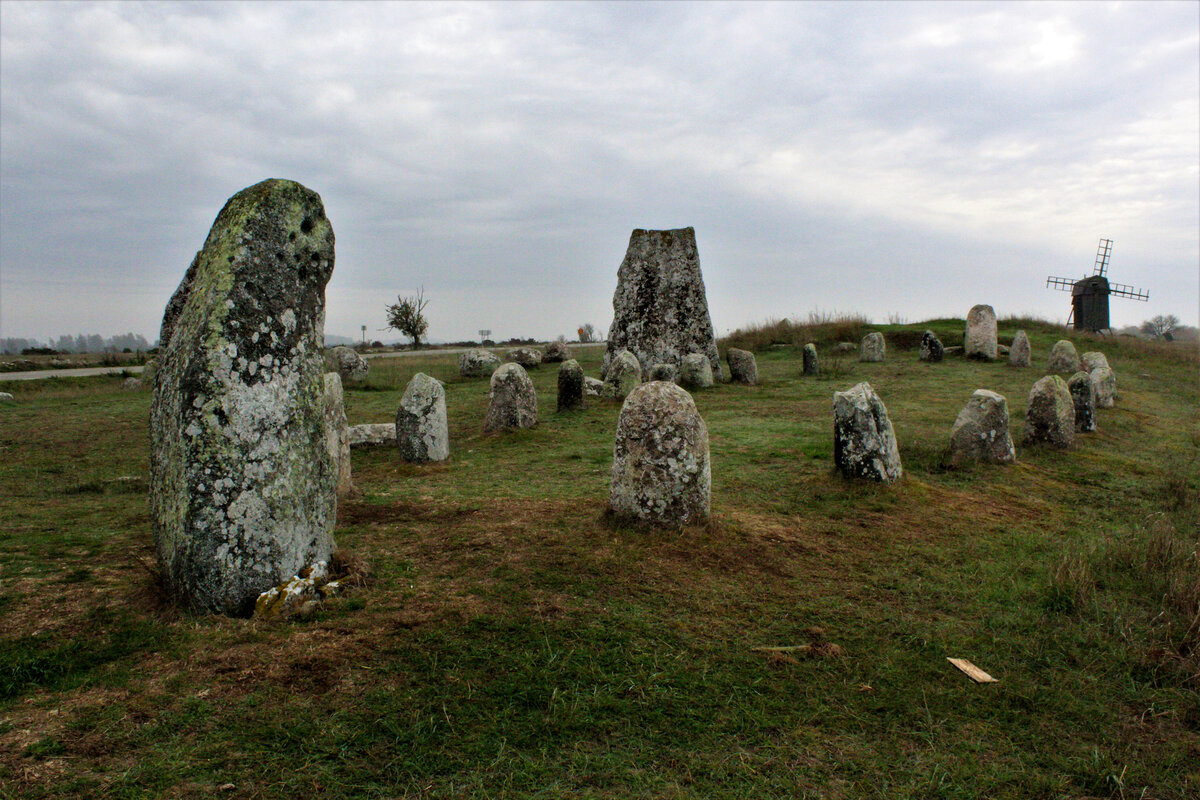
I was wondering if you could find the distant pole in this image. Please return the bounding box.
[361,325,366,345]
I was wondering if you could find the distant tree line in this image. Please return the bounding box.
[1,332,152,355]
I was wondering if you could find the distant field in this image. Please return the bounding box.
[1,320,1197,799]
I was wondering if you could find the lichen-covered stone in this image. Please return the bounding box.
[328,346,368,382]
[150,178,336,615]
[919,331,944,363]
[802,343,819,376]
[946,389,1015,466]
[557,359,585,412]
[726,348,758,385]
[1023,375,1075,448]
[348,423,395,447]
[323,373,352,497]
[677,353,714,389]
[484,363,538,431]
[648,363,678,382]
[602,349,642,399]
[396,372,449,462]
[964,304,998,360]
[543,341,571,363]
[506,347,543,368]
[253,560,342,619]
[602,227,722,381]
[1068,372,1097,433]
[584,376,604,397]
[609,382,710,527]
[1090,366,1116,408]
[1009,330,1031,367]
[859,332,886,362]
[1046,340,1081,374]
[833,382,902,482]
[159,252,200,348]
[1081,352,1109,373]
[459,348,501,377]
[122,377,144,391]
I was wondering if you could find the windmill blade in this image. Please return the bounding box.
[1093,238,1113,276]
[1046,276,1077,292]
[1108,282,1149,301]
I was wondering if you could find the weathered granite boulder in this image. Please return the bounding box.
[1046,340,1081,374]
[584,376,604,397]
[609,382,710,527]
[860,332,886,362]
[122,377,144,391]
[1068,372,1096,433]
[160,252,200,348]
[802,343,819,376]
[328,346,368,382]
[919,331,944,363]
[349,423,395,447]
[557,359,585,412]
[543,341,571,363]
[946,390,1016,466]
[1081,352,1109,373]
[602,227,722,381]
[150,178,336,615]
[484,363,538,431]
[1009,330,1031,367]
[648,363,678,382]
[1023,375,1075,448]
[1090,366,1116,408]
[964,304,998,360]
[253,560,343,619]
[459,348,501,377]
[726,348,758,385]
[396,372,449,462]
[602,349,642,399]
[833,382,902,482]
[323,373,352,497]
[506,347,543,369]
[677,353,714,389]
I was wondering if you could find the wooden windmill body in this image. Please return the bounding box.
[1046,239,1149,332]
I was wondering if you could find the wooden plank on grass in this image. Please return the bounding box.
[947,658,997,683]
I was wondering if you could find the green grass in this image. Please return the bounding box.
[0,323,1197,798]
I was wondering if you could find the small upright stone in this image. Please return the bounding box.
[1046,340,1081,374]
[459,348,501,377]
[832,382,902,482]
[484,363,538,431]
[946,390,1015,466]
[609,382,710,527]
[726,348,758,385]
[396,373,449,462]
[543,341,571,363]
[1009,330,1031,367]
[919,331,944,363]
[802,343,819,376]
[329,346,368,382]
[1068,372,1097,433]
[964,304,998,360]
[506,347,543,369]
[648,363,678,382]
[602,349,642,399]
[678,353,714,389]
[1090,366,1116,408]
[1081,352,1109,373]
[557,359,585,412]
[860,332,885,362]
[323,373,352,497]
[1023,375,1075,448]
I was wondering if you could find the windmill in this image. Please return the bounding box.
[1046,239,1149,332]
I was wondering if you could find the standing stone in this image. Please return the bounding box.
[1009,330,1031,367]
[557,359,585,412]
[328,346,368,382]
[946,390,1016,466]
[159,251,200,348]
[584,376,604,397]
[602,349,642,399]
[1046,340,1081,374]
[150,178,336,615]
[1023,375,1075,448]
[1090,366,1116,408]
[919,331,944,363]
[602,227,722,381]
[609,382,710,527]
[396,372,449,462]
[1081,352,1109,373]
[1068,372,1097,433]
[833,382,902,482]
[860,332,886,362]
[726,348,758,385]
[543,341,571,363]
[459,348,501,377]
[484,363,538,431]
[323,373,352,497]
[802,343,819,376]
[677,353,714,389]
[506,347,543,368]
[648,363,678,382]
[963,304,998,360]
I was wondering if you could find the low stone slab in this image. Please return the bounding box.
[459,348,502,377]
[1068,372,1096,433]
[349,423,396,447]
[1046,340,1081,374]
[833,382,902,482]
[726,348,758,385]
[946,389,1015,466]
[802,343,819,376]
[860,332,885,362]
[396,372,449,462]
[1023,375,1074,448]
[557,359,585,412]
[919,331,944,363]
[485,363,538,431]
[1008,330,1031,367]
[678,353,714,389]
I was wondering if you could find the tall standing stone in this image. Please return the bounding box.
[1046,340,1081,374]
[726,348,758,385]
[1090,366,1116,408]
[609,382,710,527]
[150,179,336,615]
[323,373,353,498]
[860,332,886,362]
[946,390,1016,466]
[557,359,585,412]
[395,372,449,462]
[484,363,538,431]
[1009,330,1031,367]
[602,349,643,399]
[1023,375,1075,448]
[603,227,722,381]
[964,304,998,360]
[802,343,819,376]
[919,331,944,362]
[1068,372,1097,433]
[832,382,902,482]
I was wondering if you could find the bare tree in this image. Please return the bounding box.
[577,323,598,343]
[1141,314,1180,339]
[385,288,430,348]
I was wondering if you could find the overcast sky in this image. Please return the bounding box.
[2,1,1197,345]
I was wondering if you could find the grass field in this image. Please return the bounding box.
[1,320,1197,799]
